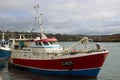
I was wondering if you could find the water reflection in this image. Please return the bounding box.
[0,68,98,80]
[0,58,8,71]
[0,58,10,80]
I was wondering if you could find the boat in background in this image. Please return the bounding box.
[0,32,11,70]
[9,4,109,78]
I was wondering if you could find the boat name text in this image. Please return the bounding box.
[61,60,74,66]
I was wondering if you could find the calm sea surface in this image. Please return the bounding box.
[0,42,120,80]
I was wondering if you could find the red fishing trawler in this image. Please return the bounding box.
[9,4,109,78]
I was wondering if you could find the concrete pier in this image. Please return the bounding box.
[0,76,3,80]
[0,70,10,80]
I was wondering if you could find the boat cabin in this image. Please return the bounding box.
[9,35,29,49]
[9,34,63,54]
[32,37,58,46]
[0,40,11,49]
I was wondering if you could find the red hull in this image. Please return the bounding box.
[12,51,108,70]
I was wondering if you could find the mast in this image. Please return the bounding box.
[34,4,43,34]
[2,32,5,42]
[34,4,47,39]
[1,27,5,42]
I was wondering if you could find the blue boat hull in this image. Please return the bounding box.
[9,63,100,78]
[0,49,11,70]
[0,49,11,58]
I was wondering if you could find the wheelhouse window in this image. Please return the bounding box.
[39,42,42,46]
[43,42,49,45]
[0,40,10,45]
[35,42,42,46]
[35,42,39,46]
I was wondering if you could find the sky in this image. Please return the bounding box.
[0,0,120,35]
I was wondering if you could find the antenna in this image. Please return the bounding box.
[34,4,43,34]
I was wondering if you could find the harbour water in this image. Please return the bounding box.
[0,42,120,80]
